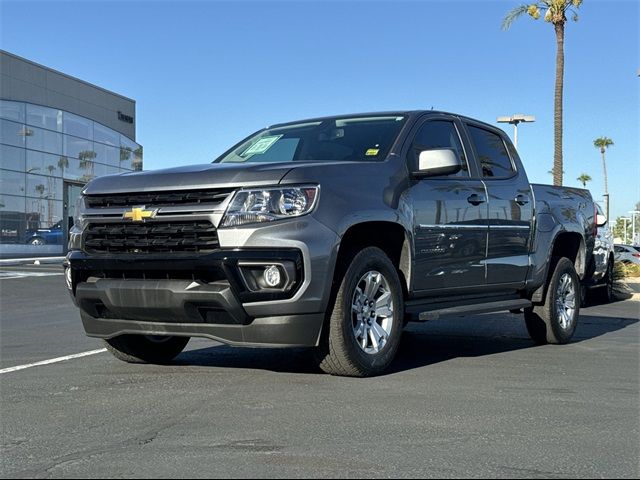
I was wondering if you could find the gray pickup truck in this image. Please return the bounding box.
[66,111,598,377]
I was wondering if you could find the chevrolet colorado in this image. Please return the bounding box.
[66,111,597,377]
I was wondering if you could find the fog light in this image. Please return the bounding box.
[263,265,282,288]
[64,267,73,290]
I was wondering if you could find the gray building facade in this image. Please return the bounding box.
[0,50,142,258]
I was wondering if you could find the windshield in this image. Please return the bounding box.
[215,115,407,164]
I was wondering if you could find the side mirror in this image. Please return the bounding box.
[415,148,461,177]
[596,214,607,227]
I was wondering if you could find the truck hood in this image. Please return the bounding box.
[82,162,297,194]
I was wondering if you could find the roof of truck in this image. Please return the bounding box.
[267,110,500,133]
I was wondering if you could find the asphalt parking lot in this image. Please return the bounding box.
[1,264,639,478]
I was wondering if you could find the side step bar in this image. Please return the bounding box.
[411,299,532,322]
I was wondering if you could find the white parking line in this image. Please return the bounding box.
[0,349,107,374]
[0,271,64,279]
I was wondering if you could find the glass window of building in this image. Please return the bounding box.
[0,169,26,196]
[64,135,93,160]
[63,111,93,139]
[93,141,119,165]
[26,104,63,132]
[0,194,26,245]
[120,135,142,171]
[0,100,25,123]
[25,125,63,155]
[1,144,26,171]
[0,118,27,148]
[26,150,64,178]
[25,197,63,230]
[94,122,119,146]
[26,173,62,201]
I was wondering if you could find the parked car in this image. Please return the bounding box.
[614,244,640,265]
[25,220,64,245]
[65,110,598,377]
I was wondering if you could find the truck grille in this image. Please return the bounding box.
[84,221,219,254]
[85,189,234,208]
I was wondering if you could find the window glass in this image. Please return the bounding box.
[25,125,63,154]
[1,144,26,171]
[467,125,514,178]
[93,142,120,166]
[92,162,108,178]
[64,135,93,159]
[120,135,140,170]
[63,112,93,139]
[94,122,120,146]
[0,169,26,196]
[26,150,64,177]
[61,157,87,182]
[25,197,63,230]
[0,194,26,245]
[217,115,406,164]
[0,100,25,123]
[410,120,469,177]
[0,118,26,148]
[26,104,63,132]
[26,173,62,201]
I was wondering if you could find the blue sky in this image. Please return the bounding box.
[1,0,638,219]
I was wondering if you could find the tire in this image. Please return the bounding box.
[525,257,580,345]
[315,247,404,377]
[29,237,45,246]
[598,260,614,304]
[104,335,190,364]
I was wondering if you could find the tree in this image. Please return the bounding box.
[577,173,592,187]
[593,136,613,219]
[58,155,69,176]
[503,0,584,187]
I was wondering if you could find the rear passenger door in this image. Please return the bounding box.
[464,122,533,286]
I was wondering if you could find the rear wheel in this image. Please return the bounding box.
[315,247,404,377]
[525,257,579,345]
[104,335,190,364]
[598,260,614,303]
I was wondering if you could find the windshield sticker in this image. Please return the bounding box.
[366,147,380,156]
[242,135,283,156]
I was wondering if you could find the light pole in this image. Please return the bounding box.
[497,114,535,149]
[620,217,631,244]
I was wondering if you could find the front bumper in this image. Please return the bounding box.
[67,249,326,347]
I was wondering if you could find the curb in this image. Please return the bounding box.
[0,256,65,266]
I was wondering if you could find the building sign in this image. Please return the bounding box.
[118,111,134,124]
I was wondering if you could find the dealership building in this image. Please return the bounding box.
[0,50,142,258]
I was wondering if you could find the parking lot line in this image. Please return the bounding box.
[0,349,107,375]
[0,271,64,279]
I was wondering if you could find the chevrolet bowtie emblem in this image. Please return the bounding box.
[123,207,156,222]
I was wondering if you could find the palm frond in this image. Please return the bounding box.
[502,4,531,30]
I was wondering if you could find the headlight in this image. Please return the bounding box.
[73,195,85,228]
[221,186,319,227]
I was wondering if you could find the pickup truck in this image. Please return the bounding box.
[66,111,597,377]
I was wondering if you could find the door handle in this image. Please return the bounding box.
[467,194,486,206]
[515,195,530,206]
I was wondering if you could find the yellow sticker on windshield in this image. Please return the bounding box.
[366,148,380,156]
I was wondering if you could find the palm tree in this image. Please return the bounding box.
[503,0,583,187]
[58,155,69,177]
[577,173,591,188]
[594,136,613,219]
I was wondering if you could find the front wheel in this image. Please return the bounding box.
[525,257,580,345]
[315,247,404,377]
[104,335,190,364]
